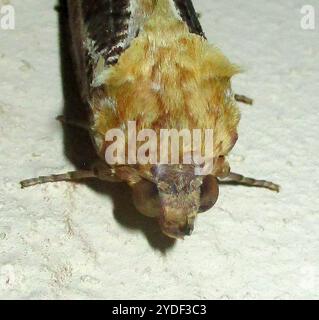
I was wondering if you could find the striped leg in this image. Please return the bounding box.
[222,172,280,192]
[20,161,121,188]
[20,170,96,188]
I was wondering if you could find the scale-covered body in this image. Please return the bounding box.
[66,0,240,238]
[68,0,240,165]
[20,1,279,240]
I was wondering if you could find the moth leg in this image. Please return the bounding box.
[222,172,280,192]
[20,170,96,188]
[56,115,90,131]
[20,162,121,188]
[234,94,254,105]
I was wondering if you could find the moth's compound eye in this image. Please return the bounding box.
[199,175,219,213]
[131,179,161,218]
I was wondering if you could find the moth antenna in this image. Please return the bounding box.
[20,170,96,188]
[234,94,254,105]
[222,172,280,192]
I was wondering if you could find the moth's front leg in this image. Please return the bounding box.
[20,170,97,188]
[20,161,120,188]
[221,172,280,192]
[213,156,280,192]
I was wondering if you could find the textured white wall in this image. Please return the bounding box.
[0,0,318,299]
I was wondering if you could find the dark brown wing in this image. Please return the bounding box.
[67,0,205,102]
[67,0,132,102]
[173,0,206,38]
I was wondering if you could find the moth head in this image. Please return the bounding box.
[131,164,219,239]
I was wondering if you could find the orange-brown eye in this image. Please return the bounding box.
[131,179,161,218]
[199,175,219,213]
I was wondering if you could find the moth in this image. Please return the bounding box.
[21,0,279,239]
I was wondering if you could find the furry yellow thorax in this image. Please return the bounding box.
[91,0,241,163]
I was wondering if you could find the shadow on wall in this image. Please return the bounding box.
[56,0,175,252]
